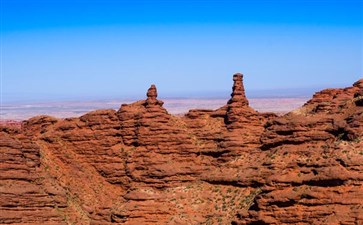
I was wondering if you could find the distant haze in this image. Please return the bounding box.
[3,86,327,104]
[0,97,310,120]
[1,0,362,104]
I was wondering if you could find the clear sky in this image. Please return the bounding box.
[1,0,362,102]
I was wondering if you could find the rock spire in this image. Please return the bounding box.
[228,73,249,106]
[145,84,163,107]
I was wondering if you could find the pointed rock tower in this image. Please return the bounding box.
[228,73,249,106]
[225,73,255,127]
[219,73,270,153]
[145,84,164,108]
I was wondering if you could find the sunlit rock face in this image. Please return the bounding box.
[1,74,362,225]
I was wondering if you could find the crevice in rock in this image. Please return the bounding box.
[203,180,263,188]
[248,220,270,225]
[312,169,318,175]
[302,179,345,187]
[353,93,363,106]
[275,130,294,135]
[328,127,350,141]
[301,193,315,200]
[269,199,296,208]
[201,149,230,158]
[248,200,260,211]
[336,158,347,167]
[261,140,305,150]
[111,213,128,223]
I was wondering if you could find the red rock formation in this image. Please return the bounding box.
[226,73,250,124]
[234,78,363,225]
[1,75,362,225]
[261,78,363,150]
[218,73,273,156]
[0,130,68,224]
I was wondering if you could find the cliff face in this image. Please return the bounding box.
[236,78,363,225]
[1,74,362,225]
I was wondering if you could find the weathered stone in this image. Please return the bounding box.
[1,74,362,224]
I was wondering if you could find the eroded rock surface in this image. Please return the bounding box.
[1,75,362,224]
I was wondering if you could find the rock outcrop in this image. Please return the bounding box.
[0,130,68,224]
[233,78,363,225]
[1,74,362,225]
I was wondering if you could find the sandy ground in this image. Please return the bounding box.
[0,97,309,121]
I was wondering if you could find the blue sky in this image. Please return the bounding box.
[1,0,362,102]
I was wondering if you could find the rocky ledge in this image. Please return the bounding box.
[1,74,362,225]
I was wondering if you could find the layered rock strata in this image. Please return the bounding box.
[1,75,362,225]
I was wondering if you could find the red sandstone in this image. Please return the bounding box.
[1,74,362,224]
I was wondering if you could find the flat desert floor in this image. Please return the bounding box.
[1,97,309,122]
